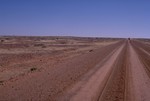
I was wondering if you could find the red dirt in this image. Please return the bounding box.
[0,37,150,101]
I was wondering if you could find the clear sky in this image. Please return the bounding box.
[0,0,150,38]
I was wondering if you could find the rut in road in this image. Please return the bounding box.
[58,43,126,101]
[126,41,150,101]
[97,41,128,101]
[131,40,150,77]
[98,41,150,101]
[59,40,150,101]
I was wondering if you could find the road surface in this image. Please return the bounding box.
[0,39,150,101]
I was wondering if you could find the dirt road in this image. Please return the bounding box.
[0,39,150,101]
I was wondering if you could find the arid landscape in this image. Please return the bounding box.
[1,0,150,100]
[0,36,150,101]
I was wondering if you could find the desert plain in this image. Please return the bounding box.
[0,36,150,101]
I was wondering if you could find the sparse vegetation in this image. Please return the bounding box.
[34,43,44,47]
[89,50,93,52]
[58,40,68,44]
[1,40,4,43]
[0,81,4,84]
[30,67,37,71]
[42,45,47,48]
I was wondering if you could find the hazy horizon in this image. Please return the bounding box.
[1,0,150,38]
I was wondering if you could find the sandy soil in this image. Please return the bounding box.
[0,37,150,101]
[0,37,118,82]
[126,43,150,101]
[58,42,125,101]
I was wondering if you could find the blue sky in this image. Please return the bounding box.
[0,0,150,38]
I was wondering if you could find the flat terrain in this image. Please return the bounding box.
[0,36,150,101]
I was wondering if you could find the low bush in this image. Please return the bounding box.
[30,67,37,71]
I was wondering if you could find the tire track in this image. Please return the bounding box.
[131,40,150,77]
[58,43,125,101]
[97,42,127,101]
[126,41,150,101]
